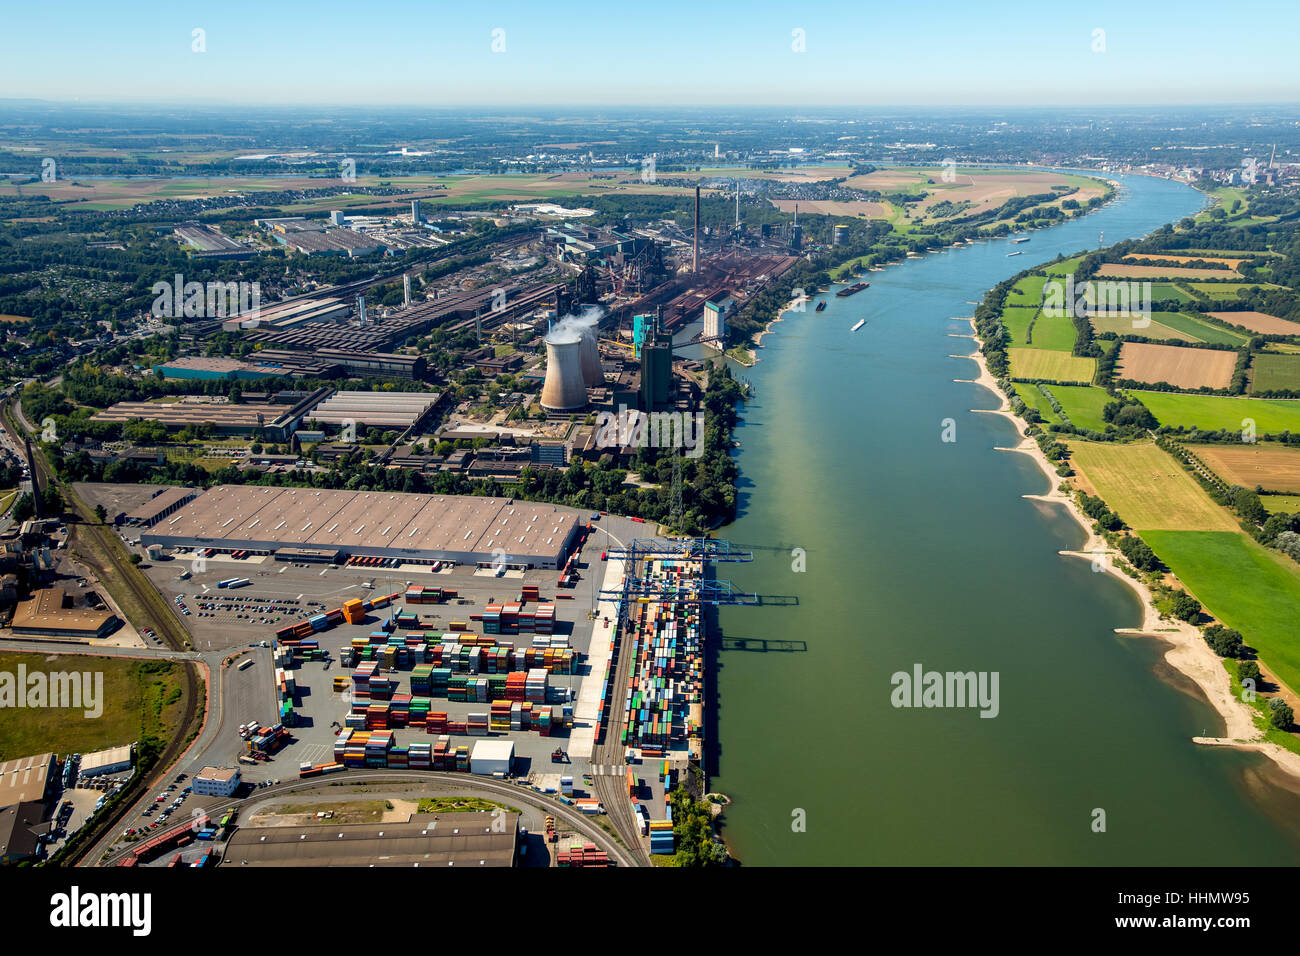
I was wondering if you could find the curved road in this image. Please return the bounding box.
[97,770,637,868]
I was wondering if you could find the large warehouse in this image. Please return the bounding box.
[305,390,443,429]
[141,486,582,569]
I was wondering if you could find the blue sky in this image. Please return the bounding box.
[2,0,1296,106]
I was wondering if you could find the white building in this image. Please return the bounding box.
[469,740,514,776]
[329,210,345,226]
[193,766,241,797]
[79,745,133,778]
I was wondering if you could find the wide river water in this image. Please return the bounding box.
[710,172,1300,865]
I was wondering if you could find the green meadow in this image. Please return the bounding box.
[1133,391,1300,433]
[1141,531,1300,694]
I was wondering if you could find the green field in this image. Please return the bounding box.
[1186,282,1270,300]
[1026,310,1079,351]
[1000,306,1038,345]
[1147,283,1196,304]
[1017,384,1063,425]
[1043,254,1087,276]
[1149,312,1249,346]
[1006,275,1047,308]
[1249,353,1300,393]
[0,652,188,761]
[1133,391,1300,433]
[1051,385,1116,431]
[1141,530,1300,695]
[1263,494,1300,514]
[1008,347,1095,382]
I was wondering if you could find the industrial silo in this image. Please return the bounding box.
[540,339,588,411]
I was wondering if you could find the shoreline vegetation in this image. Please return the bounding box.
[964,333,1300,783]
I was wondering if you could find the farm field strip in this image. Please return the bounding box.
[1007,348,1096,382]
[1067,441,1239,531]
[1207,311,1300,336]
[1133,391,1300,433]
[1096,263,1240,280]
[1250,354,1300,393]
[1117,342,1237,390]
[1188,443,1300,494]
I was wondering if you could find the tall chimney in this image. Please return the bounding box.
[24,438,42,520]
[693,186,700,274]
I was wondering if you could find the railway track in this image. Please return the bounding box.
[591,603,652,866]
[0,399,207,866]
[97,771,637,868]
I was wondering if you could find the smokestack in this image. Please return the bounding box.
[540,340,588,411]
[356,294,367,326]
[24,438,42,520]
[693,186,700,274]
[403,274,412,308]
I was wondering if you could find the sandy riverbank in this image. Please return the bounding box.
[958,317,1300,782]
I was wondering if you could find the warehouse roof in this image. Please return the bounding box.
[0,753,56,807]
[125,486,197,524]
[0,801,49,861]
[220,813,518,867]
[146,486,579,561]
[11,589,118,637]
[80,745,133,773]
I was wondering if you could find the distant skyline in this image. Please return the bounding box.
[2,0,1297,107]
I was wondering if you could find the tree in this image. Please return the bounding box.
[93,504,107,524]
[1202,624,1244,658]
[1170,591,1201,623]
[1236,660,1261,686]
[1268,697,1293,731]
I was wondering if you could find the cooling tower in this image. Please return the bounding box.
[541,339,588,411]
[579,327,602,387]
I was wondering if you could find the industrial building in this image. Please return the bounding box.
[702,297,731,343]
[220,812,518,867]
[173,222,250,258]
[305,390,442,430]
[221,297,351,333]
[124,487,197,528]
[78,745,133,778]
[0,753,57,808]
[150,357,291,382]
[10,589,120,640]
[276,228,384,258]
[141,486,581,570]
[0,801,48,864]
[193,766,241,797]
[92,387,331,440]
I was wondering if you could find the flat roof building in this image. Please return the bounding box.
[193,766,241,797]
[125,487,198,527]
[0,801,49,864]
[0,753,57,808]
[79,745,133,778]
[10,589,119,640]
[142,486,581,570]
[219,812,518,867]
[306,391,441,429]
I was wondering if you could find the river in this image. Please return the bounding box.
[710,172,1300,865]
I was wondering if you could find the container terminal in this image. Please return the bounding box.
[93,498,756,866]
